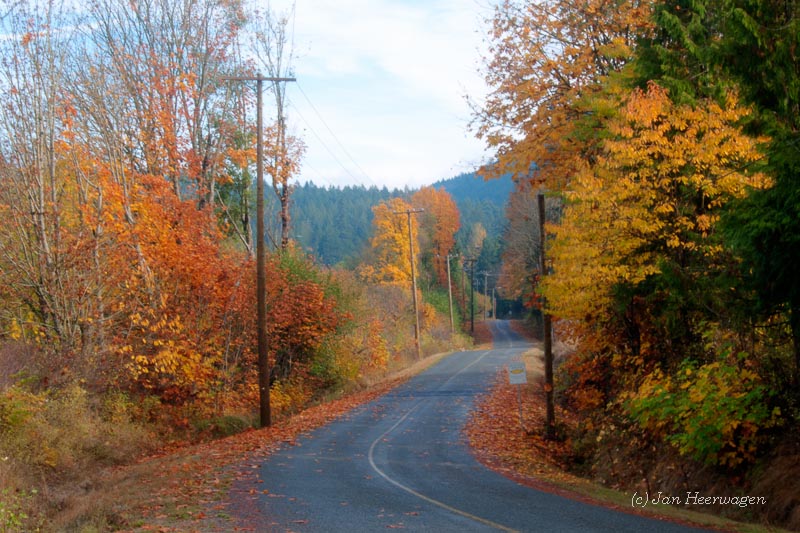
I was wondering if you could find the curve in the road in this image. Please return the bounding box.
[231,320,711,532]
[366,349,517,532]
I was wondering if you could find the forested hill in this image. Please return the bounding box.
[289,172,514,266]
[431,171,514,206]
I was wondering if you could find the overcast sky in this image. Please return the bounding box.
[266,0,496,190]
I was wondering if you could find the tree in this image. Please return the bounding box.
[0,0,94,358]
[219,121,256,254]
[359,198,418,288]
[499,180,559,309]
[250,2,300,251]
[714,0,800,382]
[85,0,245,208]
[542,81,769,366]
[265,251,343,385]
[473,0,653,187]
[411,186,460,287]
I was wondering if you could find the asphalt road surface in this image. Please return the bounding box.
[242,320,707,532]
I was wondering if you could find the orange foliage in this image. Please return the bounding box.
[542,82,769,323]
[0,0,394,432]
[265,253,346,384]
[411,186,460,287]
[475,0,653,187]
[86,0,245,206]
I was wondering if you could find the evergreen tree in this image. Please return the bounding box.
[715,0,800,383]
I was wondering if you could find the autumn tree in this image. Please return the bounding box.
[543,81,769,362]
[250,2,301,250]
[265,251,344,385]
[411,186,460,288]
[499,180,559,310]
[359,198,418,288]
[85,0,245,208]
[0,0,95,360]
[473,0,653,187]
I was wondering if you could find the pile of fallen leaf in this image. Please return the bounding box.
[463,324,748,532]
[470,320,494,348]
[466,319,629,503]
[464,365,588,495]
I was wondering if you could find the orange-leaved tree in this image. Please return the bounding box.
[498,180,559,310]
[86,0,245,208]
[473,0,653,188]
[411,186,460,288]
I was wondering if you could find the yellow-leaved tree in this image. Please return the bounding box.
[474,0,653,187]
[543,81,769,356]
[359,198,419,288]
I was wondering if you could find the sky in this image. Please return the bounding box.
[266,0,497,190]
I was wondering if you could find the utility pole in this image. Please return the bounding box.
[395,208,424,359]
[483,271,490,321]
[223,74,296,428]
[446,254,456,333]
[461,262,467,312]
[464,258,477,333]
[538,192,556,439]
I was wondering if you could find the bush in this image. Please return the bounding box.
[193,414,254,438]
[0,383,152,475]
[0,486,38,533]
[626,351,782,468]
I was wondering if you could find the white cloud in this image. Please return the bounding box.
[264,0,494,189]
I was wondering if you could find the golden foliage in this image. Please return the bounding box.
[542,82,769,321]
[358,198,418,288]
[475,0,653,187]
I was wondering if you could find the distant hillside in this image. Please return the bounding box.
[432,172,514,207]
[434,172,513,271]
[289,183,397,265]
[288,172,513,268]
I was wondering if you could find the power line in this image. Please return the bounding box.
[286,95,368,187]
[294,81,378,187]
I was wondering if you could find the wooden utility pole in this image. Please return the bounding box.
[483,271,490,320]
[395,208,424,359]
[446,254,456,333]
[223,74,295,428]
[464,258,477,333]
[537,192,556,439]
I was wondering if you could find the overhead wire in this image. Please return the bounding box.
[294,81,378,187]
[286,93,368,187]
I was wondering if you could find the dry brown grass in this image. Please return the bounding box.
[40,349,466,532]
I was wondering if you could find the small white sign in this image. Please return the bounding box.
[507,362,527,385]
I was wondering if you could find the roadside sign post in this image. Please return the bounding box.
[507,362,528,432]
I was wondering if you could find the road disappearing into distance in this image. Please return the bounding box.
[236,321,707,532]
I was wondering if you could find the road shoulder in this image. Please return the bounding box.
[464,320,779,533]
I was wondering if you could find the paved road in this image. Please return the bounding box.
[243,320,707,532]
